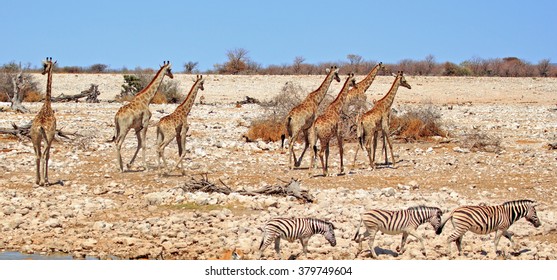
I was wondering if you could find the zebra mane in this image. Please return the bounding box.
[407,205,439,212]
[502,199,535,206]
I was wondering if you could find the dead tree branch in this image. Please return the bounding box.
[51,84,100,103]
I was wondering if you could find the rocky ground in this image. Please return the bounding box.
[0,75,556,260]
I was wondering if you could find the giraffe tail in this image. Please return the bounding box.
[106,122,120,143]
[281,117,292,149]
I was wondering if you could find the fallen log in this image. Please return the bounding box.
[51,84,100,103]
[0,122,79,140]
[179,175,313,203]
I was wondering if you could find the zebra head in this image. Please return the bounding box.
[323,221,337,247]
[526,203,541,228]
[429,207,443,232]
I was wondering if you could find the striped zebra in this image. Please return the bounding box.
[436,199,541,256]
[258,217,337,260]
[353,206,442,258]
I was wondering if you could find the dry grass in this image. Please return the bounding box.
[24,91,44,102]
[390,105,447,141]
[244,118,284,142]
[460,132,502,153]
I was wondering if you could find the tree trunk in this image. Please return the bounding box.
[10,71,29,113]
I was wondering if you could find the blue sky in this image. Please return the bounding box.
[1,0,555,71]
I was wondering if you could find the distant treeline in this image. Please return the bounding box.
[2,52,556,77]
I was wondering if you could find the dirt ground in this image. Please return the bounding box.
[0,75,556,260]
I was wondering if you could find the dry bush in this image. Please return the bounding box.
[460,132,502,153]
[115,73,179,104]
[390,105,447,142]
[23,90,44,102]
[243,118,284,142]
[245,81,305,142]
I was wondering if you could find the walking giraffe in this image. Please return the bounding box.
[353,71,411,169]
[30,57,57,186]
[308,73,357,176]
[281,66,340,170]
[111,61,173,172]
[156,75,205,174]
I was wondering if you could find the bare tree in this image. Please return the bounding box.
[183,61,199,73]
[538,59,551,77]
[293,56,305,74]
[1,62,39,113]
[347,54,363,73]
[225,48,250,74]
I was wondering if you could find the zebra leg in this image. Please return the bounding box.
[367,230,379,258]
[396,232,409,254]
[455,235,464,256]
[274,238,282,260]
[407,229,427,256]
[300,237,310,259]
[503,230,515,250]
[494,230,505,255]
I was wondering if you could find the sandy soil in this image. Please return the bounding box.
[0,74,556,260]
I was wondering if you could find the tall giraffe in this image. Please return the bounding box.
[112,61,173,172]
[30,57,57,186]
[281,66,340,169]
[308,73,357,176]
[156,74,205,174]
[353,71,411,169]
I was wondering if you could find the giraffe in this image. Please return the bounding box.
[156,74,205,174]
[308,73,357,176]
[340,62,386,144]
[112,61,173,172]
[281,66,341,170]
[352,71,411,170]
[345,62,385,106]
[30,57,57,186]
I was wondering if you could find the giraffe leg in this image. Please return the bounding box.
[115,127,131,172]
[295,130,310,167]
[384,130,396,168]
[288,130,301,170]
[140,125,149,171]
[127,128,143,169]
[174,125,189,175]
[157,134,174,173]
[43,142,52,186]
[33,141,42,185]
[337,131,344,174]
[370,131,378,169]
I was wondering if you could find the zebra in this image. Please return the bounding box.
[353,206,442,258]
[258,217,337,260]
[436,199,541,256]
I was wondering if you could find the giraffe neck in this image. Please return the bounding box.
[133,67,168,105]
[44,67,53,107]
[376,76,401,112]
[354,64,381,93]
[176,80,202,118]
[328,78,353,115]
[308,71,337,106]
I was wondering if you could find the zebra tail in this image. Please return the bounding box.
[352,217,363,241]
[436,212,452,235]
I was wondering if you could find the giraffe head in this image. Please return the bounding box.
[161,61,174,79]
[195,74,205,91]
[41,57,56,75]
[393,71,411,89]
[327,65,341,82]
[348,72,357,89]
